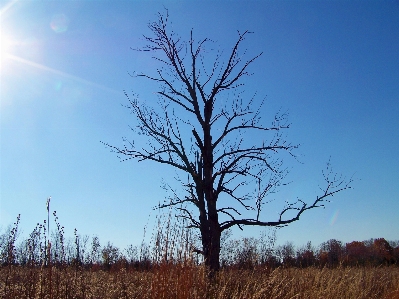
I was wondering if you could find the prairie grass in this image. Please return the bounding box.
[2,207,399,298]
[1,264,399,299]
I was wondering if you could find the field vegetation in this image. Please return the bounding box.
[1,210,398,298]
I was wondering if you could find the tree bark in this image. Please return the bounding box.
[202,100,221,275]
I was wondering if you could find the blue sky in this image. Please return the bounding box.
[1,0,398,251]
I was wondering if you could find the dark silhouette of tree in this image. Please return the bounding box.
[345,241,369,266]
[372,238,394,265]
[276,242,296,267]
[102,242,121,270]
[320,239,343,267]
[103,11,352,274]
[296,241,316,268]
[393,246,399,265]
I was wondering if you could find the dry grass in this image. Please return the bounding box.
[1,264,399,299]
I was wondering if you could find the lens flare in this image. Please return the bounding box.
[0,0,18,17]
[54,80,63,91]
[6,54,120,94]
[329,210,339,226]
[50,14,69,33]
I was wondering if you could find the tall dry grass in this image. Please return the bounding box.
[2,202,399,298]
[1,264,399,299]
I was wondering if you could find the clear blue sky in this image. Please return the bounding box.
[1,0,398,251]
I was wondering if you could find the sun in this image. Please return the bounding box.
[0,0,19,73]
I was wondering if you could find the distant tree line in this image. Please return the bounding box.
[1,214,398,270]
[220,236,399,269]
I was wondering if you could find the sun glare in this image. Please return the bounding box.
[0,0,18,17]
[0,34,8,68]
[0,31,12,73]
[0,0,19,73]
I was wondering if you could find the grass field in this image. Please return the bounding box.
[2,264,399,299]
[2,211,398,298]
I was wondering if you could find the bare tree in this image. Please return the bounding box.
[103,11,352,274]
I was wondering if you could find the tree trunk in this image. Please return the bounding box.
[202,101,221,276]
[200,206,221,278]
[207,201,221,274]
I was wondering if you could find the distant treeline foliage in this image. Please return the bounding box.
[1,214,398,270]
